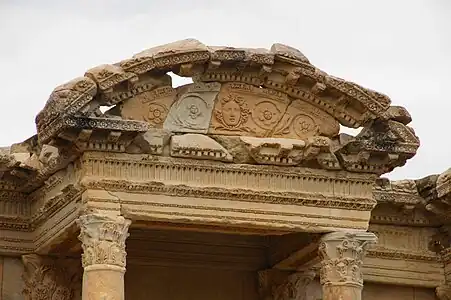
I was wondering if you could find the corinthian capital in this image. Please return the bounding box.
[318,231,377,287]
[258,269,316,300]
[437,285,451,300]
[22,254,81,300]
[77,214,131,268]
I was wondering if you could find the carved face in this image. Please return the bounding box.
[222,100,241,126]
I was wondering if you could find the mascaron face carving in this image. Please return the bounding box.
[214,94,250,130]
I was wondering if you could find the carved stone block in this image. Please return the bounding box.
[209,83,290,137]
[120,86,176,128]
[77,214,131,268]
[132,38,210,71]
[127,129,171,155]
[22,254,81,300]
[319,231,377,300]
[164,82,221,133]
[170,134,232,162]
[240,137,306,165]
[270,43,310,64]
[85,64,136,92]
[273,99,339,139]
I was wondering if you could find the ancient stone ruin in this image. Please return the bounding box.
[0,38,447,299]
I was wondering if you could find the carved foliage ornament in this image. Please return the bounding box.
[258,269,316,300]
[22,254,81,300]
[77,214,131,268]
[318,232,377,287]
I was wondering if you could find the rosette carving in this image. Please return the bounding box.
[318,232,377,287]
[77,214,131,268]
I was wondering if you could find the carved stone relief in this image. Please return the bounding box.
[209,83,290,137]
[437,285,451,300]
[273,99,339,139]
[258,269,316,300]
[22,254,81,300]
[77,214,131,268]
[164,82,221,133]
[318,231,377,295]
[120,86,176,127]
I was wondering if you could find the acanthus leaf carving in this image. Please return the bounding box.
[22,254,81,300]
[318,231,377,287]
[77,214,131,268]
[258,269,316,300]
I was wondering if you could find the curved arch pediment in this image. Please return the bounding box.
[31,39,418,176]
[36,39,392,141]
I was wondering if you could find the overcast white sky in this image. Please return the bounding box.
[0,0,450,180]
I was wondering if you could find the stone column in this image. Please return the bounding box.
[258,269,316,300]
[437,247,451,300]
[318,231,377,300]
[22,254,81,300]
[77,214,131,300]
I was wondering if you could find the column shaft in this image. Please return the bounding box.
[77,214,131,300]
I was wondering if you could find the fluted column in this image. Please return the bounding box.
[77,214,131,300]
[318,231,377,300]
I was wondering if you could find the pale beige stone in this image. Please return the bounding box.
[164,82,220,133]
[2,257,24,300]
[120,86,176,127]
[0,39,440,300]
[209,83,290,137]
[38,144,59,165]
[240,136,306,165]
[170,133,232,162]
[273,99,340,139]
[127,129,171,155]
[319,232,377,300]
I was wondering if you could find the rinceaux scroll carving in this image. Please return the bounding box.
[318,232,377,287]
[77,214,131,268]
[22,254,81,300]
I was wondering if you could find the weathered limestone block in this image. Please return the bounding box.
[100,73,173,106]
[240,137,306,166]
[132,38,210,72]
[164,82,221,133]
[207,46,247,66]
[120,86,176,128]
[272,99,340,139]
[38,144,59,165]
[77,214,131,300]
[209,83,290,137]
[36,77,98,132]
[437,285,451,300]
[437,168,451,200]
[210,135,253,163]
[22,254,81,300]
[335,119,420,174]
[258,269,316,300]
[85,64,136,92]
[380,106,412,125]
[270,43,310,64]
[319,231,377,300]
[170,134,232,162]
[126,129,171,155]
